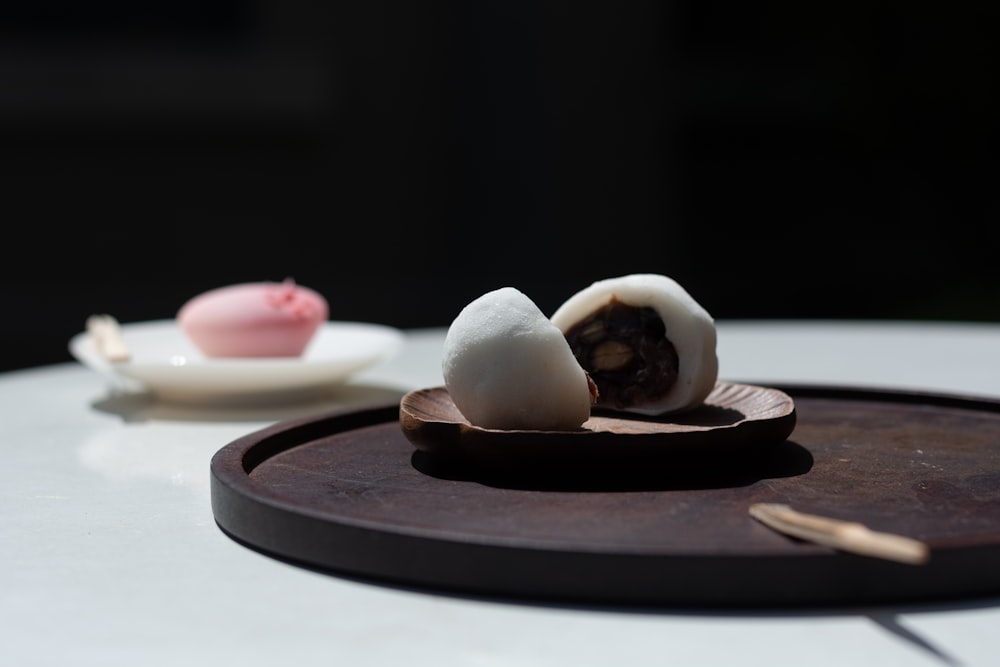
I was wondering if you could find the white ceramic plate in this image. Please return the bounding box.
[69,320,406,402]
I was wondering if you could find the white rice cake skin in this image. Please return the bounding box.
[442,287,596,430]
[550,273,718,416]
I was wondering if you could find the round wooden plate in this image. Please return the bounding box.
[398,382,796,477]
[210,384,1000,607]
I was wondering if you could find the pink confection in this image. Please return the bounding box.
[177,279,329,358]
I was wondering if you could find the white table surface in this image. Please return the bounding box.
[3,320,1000,667]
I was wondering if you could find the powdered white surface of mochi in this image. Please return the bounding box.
[550,273,718,416]
[442,287,595,430]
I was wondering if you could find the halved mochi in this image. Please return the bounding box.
[550,274,717,416]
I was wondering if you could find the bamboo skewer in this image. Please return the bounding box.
[86,314,131,363]
[749,503,930,566]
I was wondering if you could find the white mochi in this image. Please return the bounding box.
[550,273,718,416]
[442,287,595,430]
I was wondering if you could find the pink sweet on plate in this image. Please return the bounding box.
[177,279,329,358]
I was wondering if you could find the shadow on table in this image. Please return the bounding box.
[88,383,406,423]
[220,522,987,667]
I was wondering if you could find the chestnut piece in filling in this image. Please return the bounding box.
[562,297,679,410]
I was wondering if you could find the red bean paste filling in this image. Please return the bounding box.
[563,298,679,409]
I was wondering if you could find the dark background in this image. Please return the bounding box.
[1,1,997,372]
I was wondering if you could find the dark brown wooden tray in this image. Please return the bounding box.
[210,384,1000,607]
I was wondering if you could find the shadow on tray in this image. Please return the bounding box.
[411,438,814,492]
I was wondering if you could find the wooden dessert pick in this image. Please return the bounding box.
[86,314,131,363]
[749,503,930,565]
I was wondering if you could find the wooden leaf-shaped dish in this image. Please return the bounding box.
[399,381,796,475]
